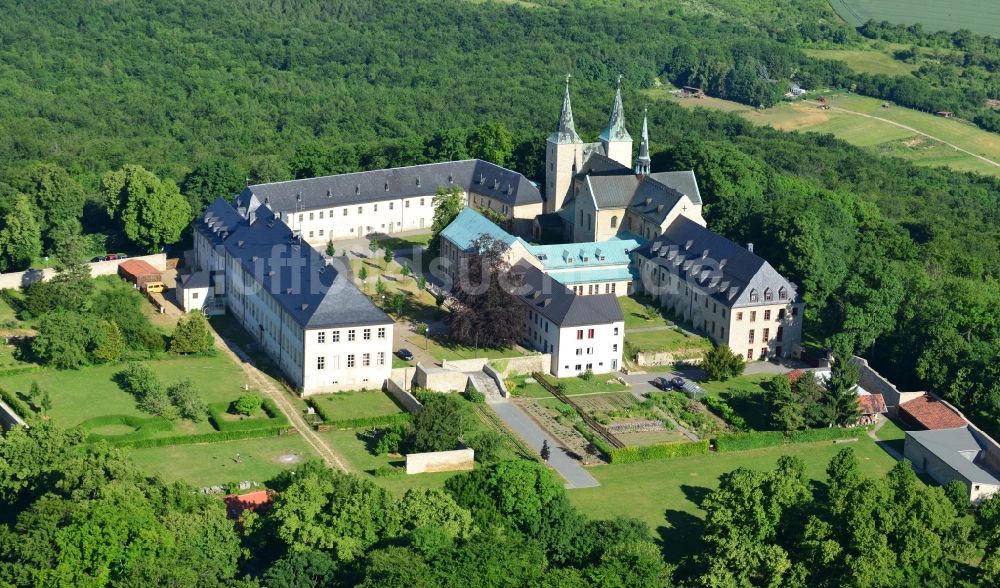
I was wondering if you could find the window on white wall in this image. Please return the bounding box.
[377,352,385,366]
[332,330,340,342]
[363,328,371,341]
[377,327,386,339]
[347,354,355,367]
[317,331,325,344]
[363,353,370,367]
[317,356,325,369]
[348,329,356,341]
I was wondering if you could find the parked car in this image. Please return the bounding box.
[104,254,119,261]
[652,377,672,391]
[91,256,104,263]
[145,281,166,293]
[117,253,129,259]
[670,376,685,389]
[396,348,414,361]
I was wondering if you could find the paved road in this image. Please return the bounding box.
[488,399,600,489]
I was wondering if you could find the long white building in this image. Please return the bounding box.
[192,198,393,395]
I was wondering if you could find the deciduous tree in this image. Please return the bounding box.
[0,194,42,272]
[101,165,192,252]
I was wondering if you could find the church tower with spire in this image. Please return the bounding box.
[635,108,650,176]
[544,76,583,214]
[600,76,632,169]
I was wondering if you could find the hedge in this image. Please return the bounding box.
[0,365,42,377]
[786,427,866,444]
[701,396,748,431]
[0,387,32,419]
[714,431,787,453]
[108,426,294,449]
[607,440,711,463]
[307,397,411,430]
[573,420,614,458]
[77,414,174,443]
[208,398,289,432]
[714,427,868,452]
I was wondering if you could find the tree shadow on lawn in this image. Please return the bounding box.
[717,391,772,431]
[659,510,706,567]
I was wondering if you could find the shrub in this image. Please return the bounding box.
[167,378,208,422]
[374,422,409,455]
[468,430,504,463]
[607,440,710,463]
[714,431,786,452]
[701,344,745,381]
[701,396,748,431]
[372,465,404,478]
[170,311,215,354]
[139,389,179,420]
[463,387,485,403]
[0,387,33,418]
[116,361,161,399]
[233,394,264,416]
[580,368,594,381]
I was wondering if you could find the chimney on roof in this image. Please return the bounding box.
[645,197,652,206]
[385,181,389,192]
[657,204,664,212]
[702,249,709,259]
[300,303,309,311]
[747,242,754,253]
[684,240,693,250]
[327,188,333,198]
[416,176,421,187]
[285,288,293,295]
[238,240,246,248]
[355,185,360,195]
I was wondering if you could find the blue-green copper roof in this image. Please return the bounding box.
[440,207,523,251]
[546,266,640,285]
[526,236,642,271]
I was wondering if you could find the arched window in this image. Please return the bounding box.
[764,288,773,302]
[611,216,618,228]
[749,289,759,303]
[778,287,788,301]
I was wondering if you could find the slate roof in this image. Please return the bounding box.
[193,199,391,330]
[235,160,542,216]
[179,270,211,290]
[648,171,703,205]
[900,395,967,430]
[599,85,632,143]
[511,261,623,328]
[634,216,798,307]
[907,427,1000,486]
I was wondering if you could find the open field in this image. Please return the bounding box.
[625,328,712,355]
[828,0,1000,36]
[126,434,318,488]
[803,47,916,76]
[570,436,901,561]
[650,88,1000,177]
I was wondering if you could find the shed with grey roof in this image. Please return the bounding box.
[904,426,1000,503]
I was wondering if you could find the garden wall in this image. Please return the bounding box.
[385,378,424,413]
[0,253,168,290]
[489,354,550,377]
[635,350,704,367]
[851,356,924,414]
[441,358,488,372]
[0,400,27,431]
[405,448,475,474]
[414,363,470,392]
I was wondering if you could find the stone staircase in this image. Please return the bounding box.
[468,372,504,402]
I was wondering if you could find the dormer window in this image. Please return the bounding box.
[749,289,759,303]
[779,287,788,301]
[764,288,773,302]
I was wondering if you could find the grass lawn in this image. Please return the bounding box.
[391,355,411,368]
[876,416,909,455]
[0,353,255,437]
[377,232,433,251]
[509,373,628,399]
[618,295,672,329]
[828,0,1000,36]
[569,436,901,562]
[309,389,403,421]
[625,328,712,355]
[126,434,319,488]
[418,334,526,362]
[320,428,462,497]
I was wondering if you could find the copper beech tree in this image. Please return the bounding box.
[448,234,526,349]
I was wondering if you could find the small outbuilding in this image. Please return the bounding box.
[118,259,162,289]
[898,394,966,430]
[177,271,211,313]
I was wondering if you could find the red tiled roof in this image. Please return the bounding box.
[899,395,966,430]
[857,393,886,415]
[118,259,161,279]
[224,490,271,519]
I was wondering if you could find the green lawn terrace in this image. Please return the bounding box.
[307,389,405,424]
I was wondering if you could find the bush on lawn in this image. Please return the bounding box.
[170,311,215,355]
[701,344,745,381]
[607,440,710,463]
[714,431,786,452]
[467,430,504,463]
[232,394,264,416]
[373,421,410,455]
[167,378,208,422]
[371,465,405,478]
[463,387,485,403]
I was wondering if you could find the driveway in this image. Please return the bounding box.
[488,399,600,489]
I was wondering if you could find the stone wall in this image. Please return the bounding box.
[483,364,508,398]
[414,363,470,393]
[385,378,424,413]
[488,354,551,377]
[406,448,475,474]
[851,356,925,415]
[0,253,168,290]
[441,358,489,372]
[635,350,705,367]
